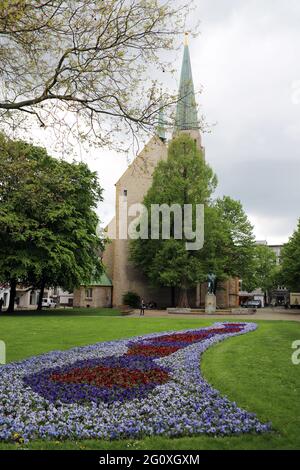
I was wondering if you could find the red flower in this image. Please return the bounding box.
[49,325,243,393]
[127,344,181,357]
[51,366,170,388]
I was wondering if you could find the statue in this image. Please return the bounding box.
[205,273,217,314]
[207,273,217,295]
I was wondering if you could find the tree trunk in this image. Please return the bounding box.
[37,280,46,311]
[178,286,190,308]
[214,278,218,296]
[7,279,17,313]
[196,283,201,308]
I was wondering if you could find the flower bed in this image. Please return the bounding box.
[0,322,271,442]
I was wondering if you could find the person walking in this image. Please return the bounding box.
[140,299,146,316]
[0,297,4,314]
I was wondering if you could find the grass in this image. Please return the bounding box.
[1,307,121,318]
[0,312,299,450]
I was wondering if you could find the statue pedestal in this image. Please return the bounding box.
[167,308,191,314]
[205,293,216,314]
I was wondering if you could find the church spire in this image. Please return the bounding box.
[174,33,199,131]
[157,104,166,142]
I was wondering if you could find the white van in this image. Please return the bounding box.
[41,298,57,308]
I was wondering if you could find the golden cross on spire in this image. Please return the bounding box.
[184,32,189,46]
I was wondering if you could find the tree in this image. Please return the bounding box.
[201,196,256,288]
[0,132,104,312]
[280,219,300,291]
[130,133,217,307]
[131,134,257,307]
[242,244,277,301]
[0,0,193,149]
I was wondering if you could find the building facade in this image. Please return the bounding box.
[0,285,73,310]
[268,244,289,305]
[73,273,113,308]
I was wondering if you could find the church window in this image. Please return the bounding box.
[123,189,127,197]
[85,288,93,299]
[30,291,36,305]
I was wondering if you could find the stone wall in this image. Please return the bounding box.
[106,136,169,307]
[194,279,239,309]
[216,278,240,309]
[73,286,112,308]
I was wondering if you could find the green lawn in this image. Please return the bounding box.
[1,307,121,318]
[0,311,299,450]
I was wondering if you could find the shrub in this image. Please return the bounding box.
[122,291,141,308]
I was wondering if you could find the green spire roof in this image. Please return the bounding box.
[89,272,112,287]
[174,42,199,131]
[157,105,166,141]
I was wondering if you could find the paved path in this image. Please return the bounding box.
[132,307,300,322]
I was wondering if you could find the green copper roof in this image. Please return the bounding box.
[157,105,166,141]
[174,44,199,131]
[89,272,112,287]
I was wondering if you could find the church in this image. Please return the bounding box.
[75,37,240,310]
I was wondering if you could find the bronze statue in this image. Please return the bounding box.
[207,273,217,295]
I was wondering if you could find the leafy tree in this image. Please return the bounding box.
[131,134,256,307]
[242,244,278,300]
[280,220,300,291]
[130,133,217,307]
[0,132,103,312]
[0,0,193,149]
[201,197,256,286]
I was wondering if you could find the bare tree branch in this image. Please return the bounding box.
[0,0,197,150]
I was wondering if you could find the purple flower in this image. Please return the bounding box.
[0,322,271,442]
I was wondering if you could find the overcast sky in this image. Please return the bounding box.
[88,0,300,245]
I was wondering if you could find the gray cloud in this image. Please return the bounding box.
[189,0,300,243]
[93,0,300,245]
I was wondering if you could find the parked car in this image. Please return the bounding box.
[242,299,262,309]
[41,298,57,308]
